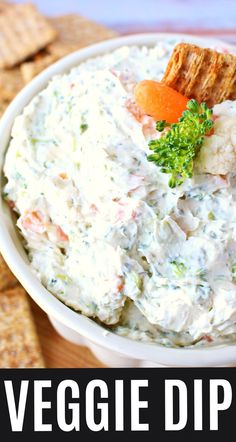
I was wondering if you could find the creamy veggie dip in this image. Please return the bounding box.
[3,39,236,348]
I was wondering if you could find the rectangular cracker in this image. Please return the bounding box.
[0,1,12,13]
[20,52,58,84]
[0,67,23,101]
[162,43,236,107]
[0,287,45,367]
[0,3,57,69]
[21,14,117,84]
[48,14,117,59]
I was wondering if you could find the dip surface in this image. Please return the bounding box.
[4,40,236,348]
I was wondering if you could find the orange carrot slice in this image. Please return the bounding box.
[21,210,46,234]
[56,225,69,242]
[134,80,189,123]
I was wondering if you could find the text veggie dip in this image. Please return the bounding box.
[4,39,236,348]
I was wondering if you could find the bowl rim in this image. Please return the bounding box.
[1,32,236,366]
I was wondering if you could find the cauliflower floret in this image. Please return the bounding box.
[195,100,236,175]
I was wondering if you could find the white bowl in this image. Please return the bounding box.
[1,33,236,367]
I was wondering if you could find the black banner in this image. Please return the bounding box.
[0,368,235,441]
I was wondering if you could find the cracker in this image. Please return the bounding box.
[0,3,57,69]
[21,14,117,84]
[162,43,236,107]
[0,1,11,13]
[20,53,57,84]
[48,14,117,59]
[0,287,45,367]
[0,67,23,101]
[0,254,17,291]
[0,66,23,117]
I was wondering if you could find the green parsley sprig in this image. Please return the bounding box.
[147,99,214,188]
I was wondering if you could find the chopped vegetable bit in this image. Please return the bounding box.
[56,274,69,283]
[171,260,187,277]
[59,172,68,180]
[80,123,88,134]
[56,225,69,242]
[148,99,214,187]
[202,334,213,343]
[21,210,45,234]
[30,138,52,145]
[156,120,169,131]
[232,263,236,274]
[208,211,215,220]
[196,268,207,280]
[30,138,39,145]
[116,276,125,293]
[131,272,143,290]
